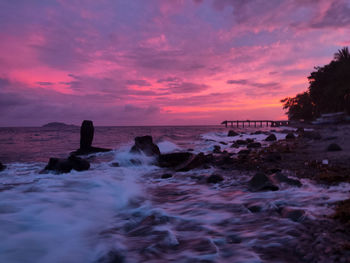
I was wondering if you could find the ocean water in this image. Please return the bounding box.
[0,126,349,263]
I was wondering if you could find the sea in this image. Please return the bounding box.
[0,125,349,263]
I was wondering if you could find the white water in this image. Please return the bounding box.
[0,130,349,262]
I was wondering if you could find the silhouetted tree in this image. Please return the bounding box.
[282,46,350,120]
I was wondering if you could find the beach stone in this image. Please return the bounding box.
[285,133,295,140]
[158,152,193,168]
[45,156,90,173]
[248,172,279,191]
[130,135,160,157]
[247,142,262,148]
[161,173,172,179]
[0,162,5,172]
[326,143,342,151]
[80,120,94,149]
[281,207,305,222]
[265,134,277,141]
[270,172,302,187]
[228,130,239,137]
[213,145,221,153]
[206,174,224,184]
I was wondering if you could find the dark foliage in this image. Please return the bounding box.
[281,47,350,120]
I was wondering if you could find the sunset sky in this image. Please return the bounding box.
[1,0,349,126]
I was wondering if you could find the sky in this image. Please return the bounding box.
[0,0,349,126]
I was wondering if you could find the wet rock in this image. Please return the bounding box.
[130,159,142,166]
[270,172,302,187]
[130,135,160,157]
[72,120,111,155]
[213,145,221,153]
[161,173,172,179]
[332,199,350,224]
[238,149,250,155]
[247,205,262,213]
[326,143,342,152]
[97,250,125,263]
[228,130,239,137]
[158,152,206,171]
[226,234,242,244]
[296,127,304,133]
[246,138,254,143]
[235,139,247,145]
[0,162,5,172]
[263,152,282,162]
[230,143,239,148]
[248,172,279,191]
[252,131,263,135]
[285,133,295,140]
[219,141,228,145]
[206,174,224,184]
[110,162,120,167]
[265,134,277,141]
[45,155,90,173]
[280,207,305,222]
[247,142,261,148]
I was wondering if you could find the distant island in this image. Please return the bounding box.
[42,122,78,128]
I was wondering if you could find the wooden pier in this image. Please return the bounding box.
[221,120,290,128]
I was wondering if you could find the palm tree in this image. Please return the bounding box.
[334,47,350,61]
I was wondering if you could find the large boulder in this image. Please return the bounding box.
[72,120,111,155]
[45,155,90,173]
[0,161,6,172]
[228,130,239,137]
[130,135,160,157]
[248,172,279,191]
[265,134,277,141]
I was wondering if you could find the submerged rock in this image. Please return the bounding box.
[161,173,173,179]
[0,161,5,172]
[270,172,302,187]
[213,145,221,153]
[326,143,342,152]
[265,134,277,141]
[130,135,160,157]
[235,139,248,145]
[97,250,125,263]
[72,120,111,155]
[280,207,305,222]
[228,130,239,137]
[248,172,279,191]
[45,155,90,173]
[206,174,224,184]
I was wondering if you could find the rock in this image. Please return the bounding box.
[206,174,224,184]
[0,162,5,172]
[238,149,250,155]
[213,145,221,153]
[247,142,261,148]
[248,172,279,191]
[285,133,295,140]
[161,173,173,179]
[219,141,228,145]
[332,199,350,224]
[226,234,242,244]
[130,135,160,157]
[252,131,263,135]
[72,120,111,155]
[235,140,247,145]
[45,155,90,173]
[97,250,124,263]
[263,152,282,162]
[270,172,302,187]
[80,120,94,149]
[246,138,254,143]
[228,130,239,137]
[158,152,207,171]
[265,134,277,141]
[326,143,342,151]
[111,162,120,167]
[247,205,262,213]
[280,207,305,222]
[296,127,304,133]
